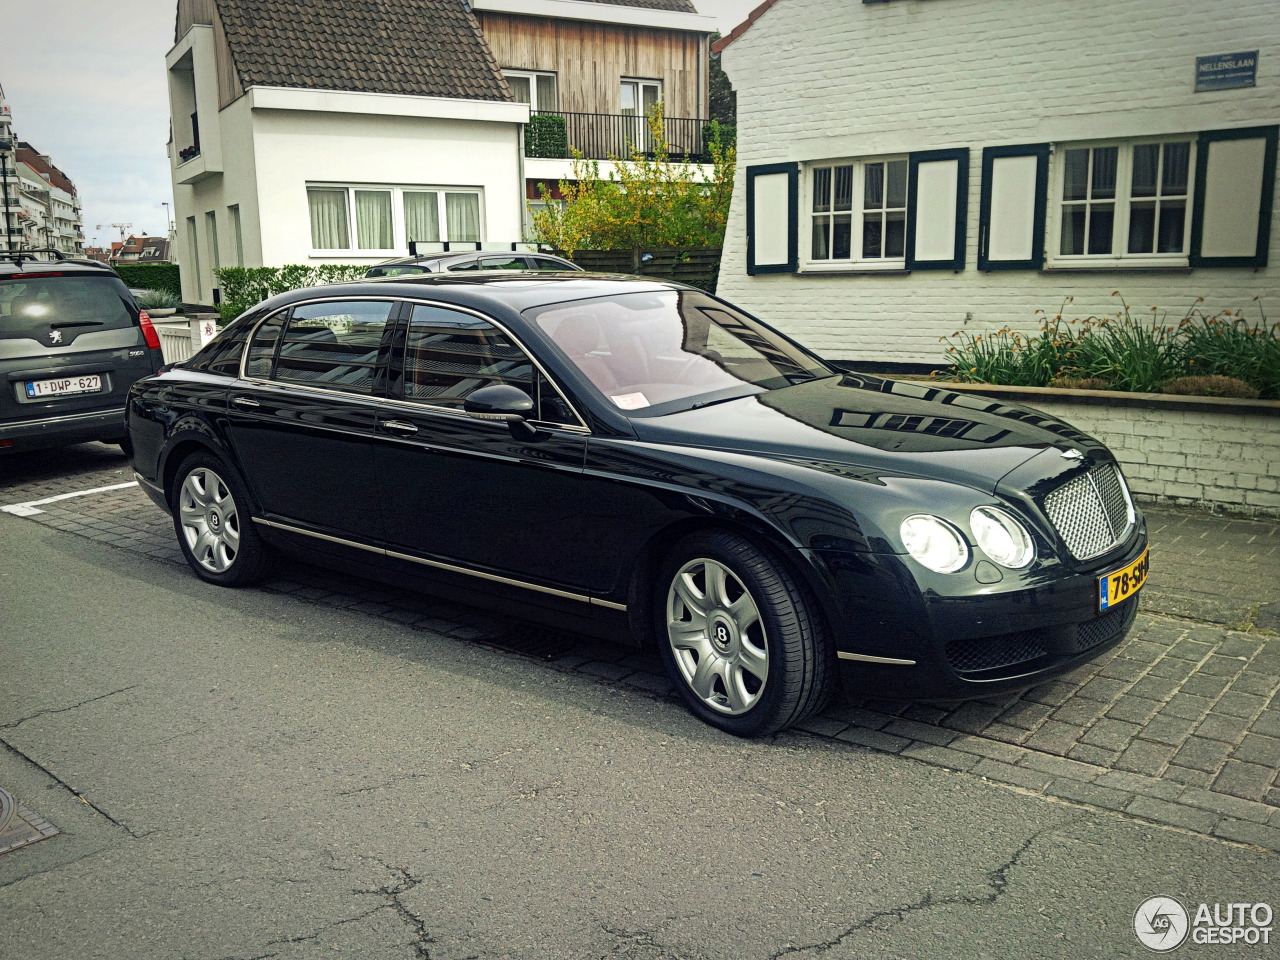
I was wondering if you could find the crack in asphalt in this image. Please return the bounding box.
[1,685,139,730]
[0,846,112,890]
[766,826,1057,959]
[0,738,148,839]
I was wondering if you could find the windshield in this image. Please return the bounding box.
[528,290,834,415]
[0,274,134,340]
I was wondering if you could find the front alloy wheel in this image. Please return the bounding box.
[667,557,770,715]
[658,530,833,737]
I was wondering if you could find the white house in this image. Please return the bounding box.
[167,0,715,305]
[715,0,1279,368]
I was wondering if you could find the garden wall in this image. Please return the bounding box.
[938,383,1280,516]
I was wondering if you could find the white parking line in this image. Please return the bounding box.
[1,481,140,517]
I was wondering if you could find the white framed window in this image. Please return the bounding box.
[306,185,484,254]
[1049,138,1194,265]
[503,70,558,111]
[805,157,908,268]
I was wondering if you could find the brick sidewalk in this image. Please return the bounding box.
[4,443,1279,852]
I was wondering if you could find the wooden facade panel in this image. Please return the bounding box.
[477,12,705,118]
[213,8,245,109]
[176,0,216,39]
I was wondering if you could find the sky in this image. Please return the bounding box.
[0,0,762,251]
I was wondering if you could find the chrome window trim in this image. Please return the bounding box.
[236,295,590,432]
[837,652,917,666]
[254,517,624,610]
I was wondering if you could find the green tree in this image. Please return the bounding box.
[530,105,736,260]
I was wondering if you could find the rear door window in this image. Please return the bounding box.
[272,300,395,394]
[0,275,134,344]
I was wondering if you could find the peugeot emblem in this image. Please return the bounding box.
[1060,448,1084,461]
[49,330,63,344]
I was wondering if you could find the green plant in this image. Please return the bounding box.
[940,294,1280,399]
[133,288,183,310]
[115,263,181,296]
[215,264,367,322]
[530,104,736,257]
[525,114,568,159]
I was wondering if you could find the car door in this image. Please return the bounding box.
[372,301,598,595]
[222,298,401,543]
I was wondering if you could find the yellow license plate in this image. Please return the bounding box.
[1099,547,1149,610]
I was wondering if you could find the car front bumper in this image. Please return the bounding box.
[813,524,1150,700]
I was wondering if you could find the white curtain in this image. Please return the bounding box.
[308,188,349,249]
[446,193,481,242]
[404,192,440,242]
[355,190,393,249]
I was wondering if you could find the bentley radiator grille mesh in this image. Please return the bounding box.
[1043,462,1134,560]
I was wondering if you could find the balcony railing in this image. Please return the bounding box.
[527,110,716,162]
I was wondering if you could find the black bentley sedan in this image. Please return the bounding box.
[127,275,1148,736]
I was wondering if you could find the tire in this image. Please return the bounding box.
[656,530,834,737]
[170,451,271,586]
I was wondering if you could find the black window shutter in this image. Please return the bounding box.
[906,148,969,271]
[1190,125,1277,269]
[977,144,1050,271]
[745,162,799,275]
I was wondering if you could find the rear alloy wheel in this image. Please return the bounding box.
[658,530,833,737]
[171,452,270,586]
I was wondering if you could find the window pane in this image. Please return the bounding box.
[811,218,830,259]
[885,210,906,258]
[536,74,558,111]
[833,165,853,211]
[506,73,531,104]
[355,190,393,249]
[1131,144,1159,198]
[404,304,532,408]
[812,167,831,213]
[1091,147,1118,200]
[1087,203,1114,254]
[246,315,284,378]
[1063,150,1089,201]
[275,301,393,394]
[864,163,885,209]
[1061,207,1086,255]
[1127,201,1156,253]
[404,192,440,243]
[620,81,637,114]
[887,160,907,209]
[1158,200,1186,253]
[307,188,349,249]
[1162,142,1190,195]
[862,215,883,258]
[445,193,481,242]
[832,214,852,260]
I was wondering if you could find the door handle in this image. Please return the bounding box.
[379,419,418,436]
[232,396,260,409]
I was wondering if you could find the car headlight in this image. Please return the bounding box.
[900,515,969,573]
[970,506,1035,569]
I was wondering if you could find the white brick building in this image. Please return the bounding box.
[715,0,1279,367]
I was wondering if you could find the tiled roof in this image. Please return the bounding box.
[215,0,511,101]
[575,0,700,11]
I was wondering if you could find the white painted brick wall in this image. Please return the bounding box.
[717,0,1280,365]
[972,393,1280,513]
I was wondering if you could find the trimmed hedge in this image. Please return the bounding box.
[115,263,181,297]
[215,264,368,322]
[525,113,568,159]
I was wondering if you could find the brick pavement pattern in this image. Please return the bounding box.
[4,443,1279,852]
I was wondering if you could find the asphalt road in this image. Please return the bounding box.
[1,511,1275,960]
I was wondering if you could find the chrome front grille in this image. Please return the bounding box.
[1043,462,1134,560]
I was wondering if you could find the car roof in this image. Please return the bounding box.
[252,272,684,317]
[0,255,122,279]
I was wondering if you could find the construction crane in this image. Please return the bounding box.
[96,222,133,243]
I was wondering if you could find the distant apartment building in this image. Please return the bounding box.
[0,87,86,257]
[112,233,172,264]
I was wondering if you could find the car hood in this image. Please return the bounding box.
[628,373,1108,494]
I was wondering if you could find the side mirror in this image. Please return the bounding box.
[463,384,540,440]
